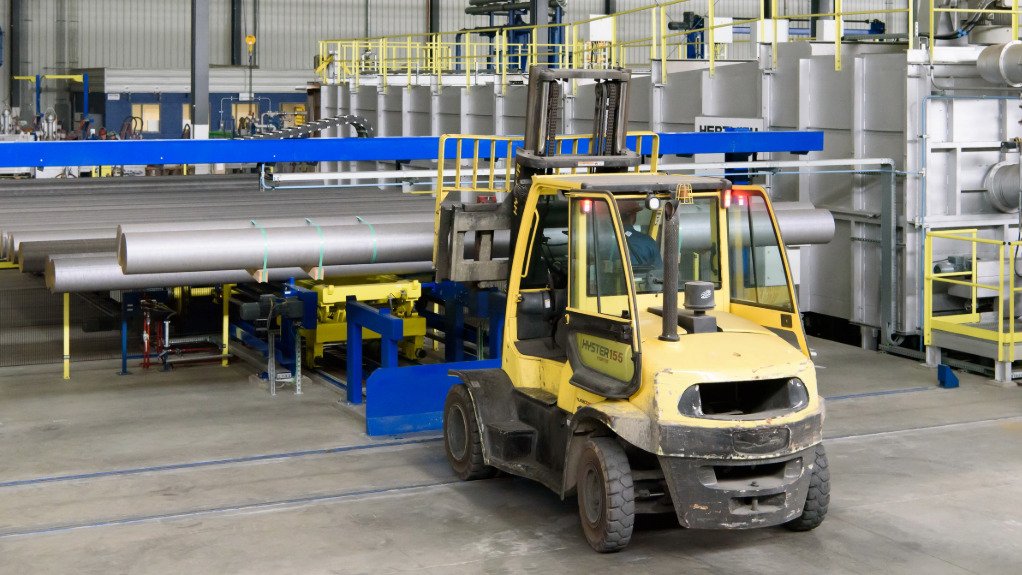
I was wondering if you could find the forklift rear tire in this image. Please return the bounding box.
[784,443,830,531]
[576,437,635,553]
[443,384,496,481]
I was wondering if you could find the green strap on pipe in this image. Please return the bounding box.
[355,216,378,264]
[306,218,325,279]
[251,220,269,281]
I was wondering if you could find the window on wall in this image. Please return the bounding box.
[131,103,161,133]
[232,102,258,125]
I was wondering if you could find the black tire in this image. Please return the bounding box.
[784,443,830,531]
[443,384,496,481]
[576,437,635,553]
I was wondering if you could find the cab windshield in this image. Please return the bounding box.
[562,194,723,320]
[618,196,722,295]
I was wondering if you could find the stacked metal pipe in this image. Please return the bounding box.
[0,175,438,292]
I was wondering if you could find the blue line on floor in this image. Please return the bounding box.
[0,436,442,489]
[0,479,461,540]
[825,386,933,401]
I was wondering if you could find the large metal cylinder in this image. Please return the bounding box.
[115,212,434,236]
[978,42,1022,87]
[46,255,434,293]
[677,204,835,250]
[985,160,1022,213]
[119,222,437,275]
[18,239,119,273]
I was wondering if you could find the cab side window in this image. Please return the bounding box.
[569,197,630,318]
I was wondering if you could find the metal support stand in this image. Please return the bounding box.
[345,299,407,405]
[925,345,941,368]
[267,329,302,396]
[994,360,1013,385]
[62,292,70,380]
[221,284,232,367]
[119,297,130,375]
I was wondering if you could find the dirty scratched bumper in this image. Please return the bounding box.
[655,411,823,529]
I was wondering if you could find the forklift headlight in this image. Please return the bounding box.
[678,385,702,417]
[787,378,809,411]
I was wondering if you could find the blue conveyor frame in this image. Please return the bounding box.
[0,131,822,167]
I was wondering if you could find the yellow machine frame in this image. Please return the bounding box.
[296,276,426,366]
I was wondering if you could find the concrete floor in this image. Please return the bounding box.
[0,338,1020,574]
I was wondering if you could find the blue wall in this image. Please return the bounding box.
[74,90,308,139]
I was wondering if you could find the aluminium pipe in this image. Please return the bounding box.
[115,212,435,236]
[116,206,828,275]
[119,222,438,275]
[5,229,119,260]
[0,192,433,215]
[18,239,119,273]
[46,255,435,293]
[4,198,436,257]
[674,205,834,251]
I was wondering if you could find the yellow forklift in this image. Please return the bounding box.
[437,68,828,552]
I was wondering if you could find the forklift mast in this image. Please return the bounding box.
[515,67,638,174]
[435,66,639,285]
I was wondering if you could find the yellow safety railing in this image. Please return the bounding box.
[929,0,1020,61]
[434,131,660,209]
[924,229,1022,363]
[317,1,911,89]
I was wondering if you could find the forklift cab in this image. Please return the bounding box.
[504,174,810,409]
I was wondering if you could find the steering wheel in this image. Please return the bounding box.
[539,239,568,287]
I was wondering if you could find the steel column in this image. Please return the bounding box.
[428,0,441,33]
[230,0,243,66]
[191,0,211,141]
[9,0,21,108]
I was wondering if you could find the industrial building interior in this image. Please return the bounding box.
[0,0,1020,572]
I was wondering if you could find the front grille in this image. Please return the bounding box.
[678,377,809,420]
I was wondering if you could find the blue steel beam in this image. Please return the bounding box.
[0,131,822,168]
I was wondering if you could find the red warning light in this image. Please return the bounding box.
[580,198,593,214]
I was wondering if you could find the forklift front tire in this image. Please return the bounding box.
[443,384,496,481]
[784,443,830,532]
[576,437,635,553]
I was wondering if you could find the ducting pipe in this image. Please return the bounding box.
[47,255,435,293]
[985,160,1022,212]
[978,41,1022,87]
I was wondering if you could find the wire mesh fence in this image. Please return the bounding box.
[0,272,120,367]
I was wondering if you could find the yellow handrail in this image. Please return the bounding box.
[925,228,1022,363]
[318,1,913,87]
